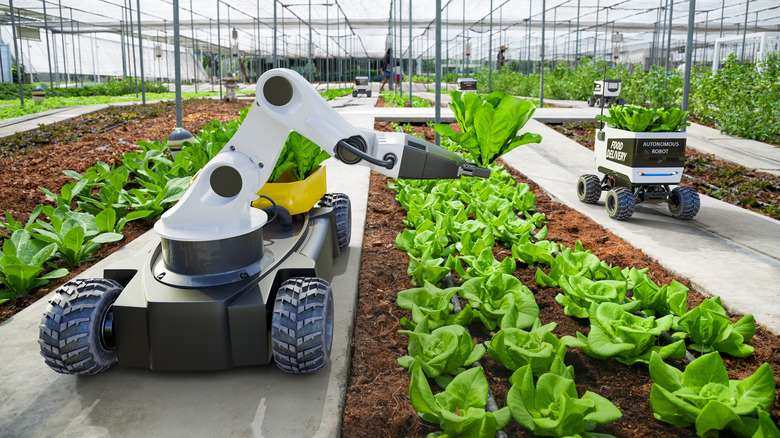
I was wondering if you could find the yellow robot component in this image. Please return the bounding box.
[252,165,327,215]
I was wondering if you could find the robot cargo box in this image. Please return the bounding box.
[595,126,686,185]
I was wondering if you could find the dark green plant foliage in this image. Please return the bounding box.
[596,105,690,132]
[268,131,331,182]
[480,56,779,143]
[0,78,167,100]
[318,88,354,101]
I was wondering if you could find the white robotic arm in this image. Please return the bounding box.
[154,68,489,242]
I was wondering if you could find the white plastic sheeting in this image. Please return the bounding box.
[1,0,779,81]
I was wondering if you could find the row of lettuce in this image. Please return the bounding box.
[0,92,339,303]
[385,91,777,437]
[475,55,779,143]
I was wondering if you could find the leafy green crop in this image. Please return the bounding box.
[318,87,354,101]
[485,319,566,375]
[396,281,473,331]
[32,206,123,266]
[595,105,690,132]
[433,91,542,167]
[0,205,43,237]
[507,357,622,437]
[535,242,604,288]
[410,364,511,438]
[555,275,641,319]
[563,302,686,365]
[458,273,539,330]
[632,274,688,318]
[398,318,486,387]
[0,230,68,302]
[676,296,756,357]
[268,131,331,182]
[451,247,516,282]
[649,351,778,437]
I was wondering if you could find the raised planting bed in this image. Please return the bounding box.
[339,120,780,438]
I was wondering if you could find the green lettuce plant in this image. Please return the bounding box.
[398,318,486,387]
[595,105,690,132]
[507,357,622,437]
[676,296,756,357]
[32,206,123,266]
[563,302,686,365]
[632,274,689,318]
[450,247,516,282]
[511,240,557,266]
[408,248,451,287]
[0,230,68,302]
[0,204,42,237]
[433,91,542,167]
[396,281,473,331]
[269,131,331,182]
[458,273,539,330]
[535,242,604,288]
[485,319,566,375]
[410,364,511,438]
[649,351,778,437]
[555,274,642,319]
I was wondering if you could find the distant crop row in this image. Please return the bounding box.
[477,55,780,143]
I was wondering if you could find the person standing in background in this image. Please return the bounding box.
[497,45,508,72]
[379,48,392,91]
[393,61,403,90]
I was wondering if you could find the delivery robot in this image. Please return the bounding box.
[352,76,371,97]
[38,68,489,375]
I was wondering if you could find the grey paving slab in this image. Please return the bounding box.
[501,119,780,334]
[0,116,372,438]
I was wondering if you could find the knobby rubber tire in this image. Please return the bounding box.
[668,186,700,219]
[320,193,352,251]
[577,174,602,204]
[587,97,595,107]
[271,277,334,374]
[605,187,635,220]
[38,278,123,375]
[366,90,372,98]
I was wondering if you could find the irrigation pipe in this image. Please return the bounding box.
[444,274,508,438]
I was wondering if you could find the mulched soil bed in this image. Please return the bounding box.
[549,121,780,221]
[340,121,780,437]
[0,99,251,321]
[1,103,778,437]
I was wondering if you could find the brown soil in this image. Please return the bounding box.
[1,103,778,437]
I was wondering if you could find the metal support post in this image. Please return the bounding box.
[682,0,696,112]
[434,0,441,145]
[9,0,24,107]
[174,0,183,127]
[540,0,546,107]
[136,0,146,104]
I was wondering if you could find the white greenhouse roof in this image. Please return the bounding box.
[1,0,779,80]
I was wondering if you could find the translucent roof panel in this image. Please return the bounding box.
[1,0,779,79]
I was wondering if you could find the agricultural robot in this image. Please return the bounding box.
[577,122,700,221]
[38,69,489,375]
